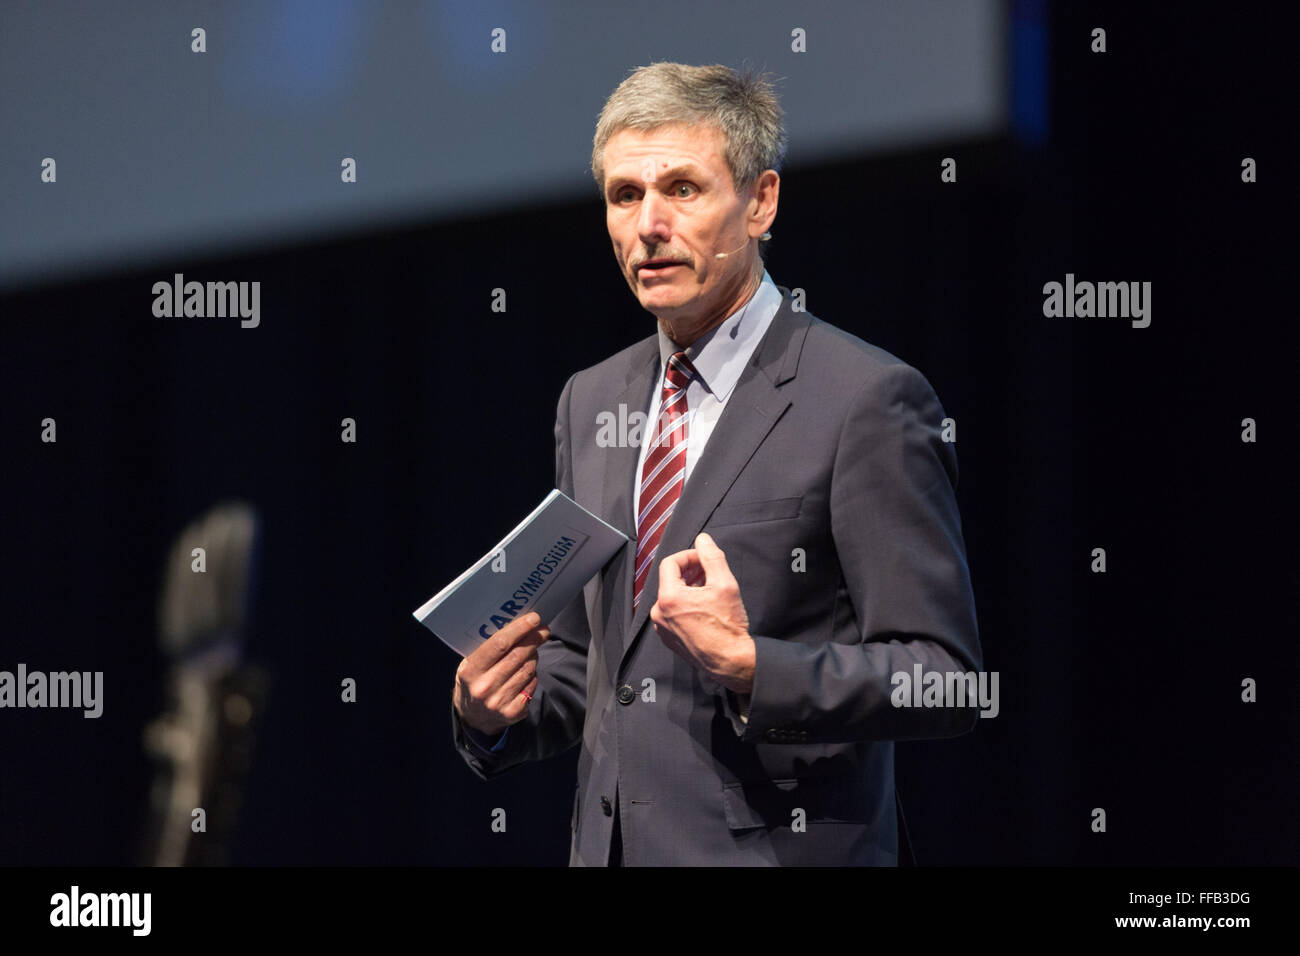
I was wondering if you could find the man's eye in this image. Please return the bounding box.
[613,183,693,202]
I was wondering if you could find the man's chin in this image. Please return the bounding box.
[635,276,694,307]
[636,289,689,317]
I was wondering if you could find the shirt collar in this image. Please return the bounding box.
[656,269,782,403]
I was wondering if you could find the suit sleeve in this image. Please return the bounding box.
[735,362,984,743]
[451,374,592,780]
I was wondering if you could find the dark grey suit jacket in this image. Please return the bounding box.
[453,286,982,865]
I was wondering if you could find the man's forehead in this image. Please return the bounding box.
[604,124,726,181]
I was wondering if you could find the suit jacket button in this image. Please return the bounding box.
[601,795,613,816]
[616,684,636,705]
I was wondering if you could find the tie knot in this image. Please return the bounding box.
[665,350,695,390]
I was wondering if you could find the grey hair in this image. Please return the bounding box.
[591,62,788,198]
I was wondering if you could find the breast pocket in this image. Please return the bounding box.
[708,495,803,528]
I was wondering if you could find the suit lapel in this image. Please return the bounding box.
[596,339,659,680]
[615,285,812,675]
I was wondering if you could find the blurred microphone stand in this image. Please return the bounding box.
[140,501,268,866]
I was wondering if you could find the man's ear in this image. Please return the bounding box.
[748,170,780,235]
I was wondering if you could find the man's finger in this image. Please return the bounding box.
[693,533,731,584]
[484,627,547,686]
[473,612,545,669]
[661,548,707,591]
[487,656,540,711]
[658,549,689,589]
[498,675,539,722]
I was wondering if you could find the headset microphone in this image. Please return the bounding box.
[714,232,772,259]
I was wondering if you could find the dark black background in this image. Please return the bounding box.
[2,2,1295,866]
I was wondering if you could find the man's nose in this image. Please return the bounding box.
[636,188,673,244]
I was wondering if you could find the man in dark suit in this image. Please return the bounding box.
[450,63,982,865]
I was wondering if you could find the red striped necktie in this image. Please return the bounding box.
[633,350,696,610]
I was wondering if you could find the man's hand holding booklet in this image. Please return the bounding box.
[412,489,628,658]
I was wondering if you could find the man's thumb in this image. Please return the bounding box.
[694,533,730,577]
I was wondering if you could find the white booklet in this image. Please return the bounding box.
[413,489,629,657]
